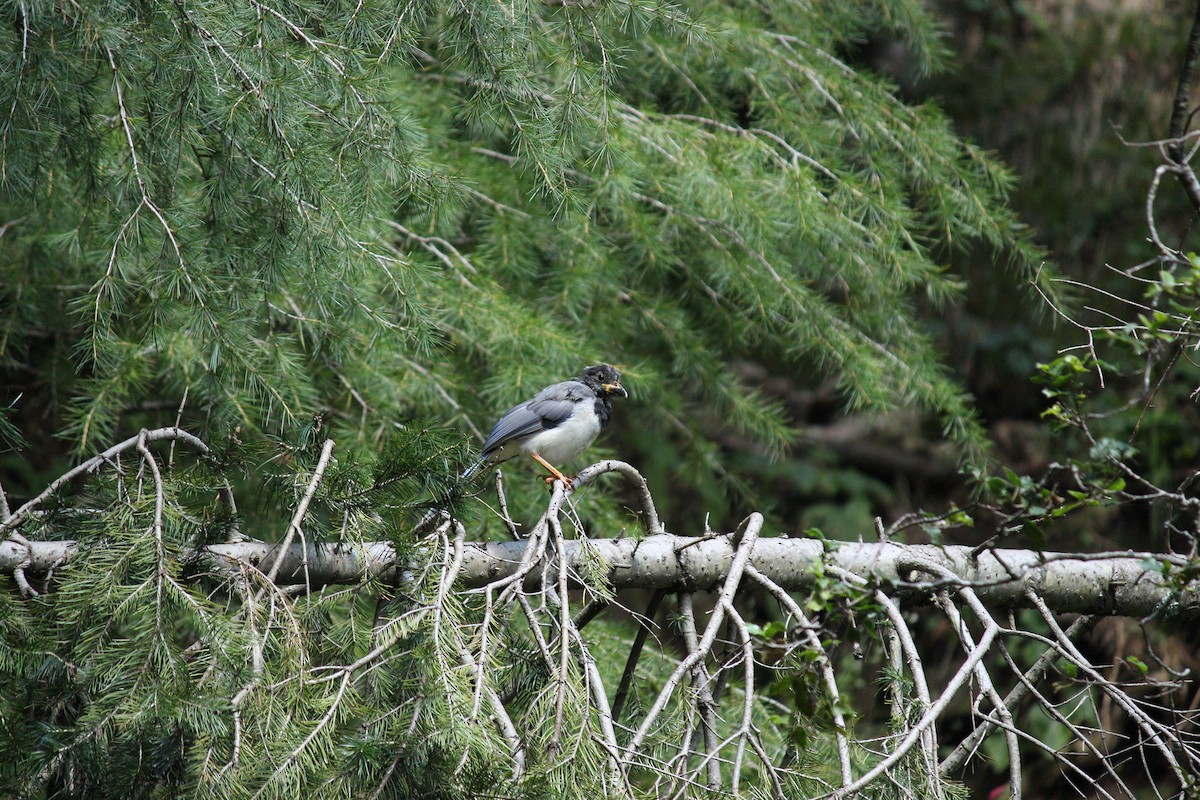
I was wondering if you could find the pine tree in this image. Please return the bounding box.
[0,0,1039,472]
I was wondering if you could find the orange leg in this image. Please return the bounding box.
[530,452,572,487]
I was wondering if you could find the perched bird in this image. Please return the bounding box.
[462,364,628,485]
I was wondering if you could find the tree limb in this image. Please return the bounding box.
[5,533,1198,620]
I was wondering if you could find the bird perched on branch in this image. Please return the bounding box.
[462,364,628,486]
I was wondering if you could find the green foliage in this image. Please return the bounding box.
[323,422,479,536]
[0,0,1040,506]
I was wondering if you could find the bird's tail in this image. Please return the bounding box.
[460,454,489,482]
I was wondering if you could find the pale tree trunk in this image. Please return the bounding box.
[6,532,1195,621]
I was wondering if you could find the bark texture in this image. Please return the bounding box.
[5,533,1195,620]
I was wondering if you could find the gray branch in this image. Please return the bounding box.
[4,533,1197,620]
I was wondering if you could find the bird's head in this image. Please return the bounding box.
[578,364,628,398]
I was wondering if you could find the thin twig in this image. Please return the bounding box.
[827,621,1000,799]
[677,592,722,791]
[941,615,1095,774]
[933,590,1021,800]
[622,512,762,763]
[746,564,853,787]
[261,439,335,591]
[610,589,665,725]
[1,427,210,536]
[572,460,664,535]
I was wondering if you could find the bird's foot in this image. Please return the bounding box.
[542,473,574,489]
[530,452,573,489]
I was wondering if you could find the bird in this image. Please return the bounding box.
[461,364,628,486]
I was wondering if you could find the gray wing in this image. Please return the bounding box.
[480,380,592,454]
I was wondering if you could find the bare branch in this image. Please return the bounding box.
[621,512,763,764]
[1,427,215,537]
[10,532,1200,621]
[262,439,335,589]
[940,615,1096,774]
[1167,0,1200,210]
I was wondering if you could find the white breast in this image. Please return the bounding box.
[518,402,602,465]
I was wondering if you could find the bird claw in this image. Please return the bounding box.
[530,452,573,489]
[541,474,573,489]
